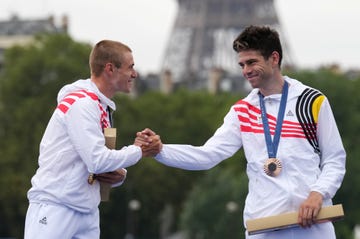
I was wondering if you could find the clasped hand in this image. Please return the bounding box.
[134,128,163,157]
[297,191,323,228]
[95,168,127,184]
[89,129,161,185]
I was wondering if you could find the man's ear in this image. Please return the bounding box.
[270,51,280,66]
[103,63,116,78]
[104,63,115,73]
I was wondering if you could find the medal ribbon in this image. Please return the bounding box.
[258,81,289,158]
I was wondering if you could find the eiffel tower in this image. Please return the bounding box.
[161,0,292,92]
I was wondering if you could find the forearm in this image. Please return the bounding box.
[155,143,233,170]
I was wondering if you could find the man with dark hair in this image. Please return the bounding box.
[139,25,346,238]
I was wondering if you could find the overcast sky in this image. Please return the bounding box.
[1,0,359,74]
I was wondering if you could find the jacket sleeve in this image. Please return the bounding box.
[310,98,346,199]
[155,107,243,170]
[64,98,142,174]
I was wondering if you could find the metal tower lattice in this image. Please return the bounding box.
[161,0,292,86]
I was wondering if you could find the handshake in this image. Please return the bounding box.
[134,128,163,157]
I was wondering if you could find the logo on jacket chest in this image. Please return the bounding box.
[257,109,295,125]
[286,110,294,117]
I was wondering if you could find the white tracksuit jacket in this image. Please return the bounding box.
[155,76,346,238]
[27,79,142,213]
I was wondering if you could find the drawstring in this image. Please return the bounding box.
[107,106,113,127]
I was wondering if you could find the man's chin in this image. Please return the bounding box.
[248,81,258,89]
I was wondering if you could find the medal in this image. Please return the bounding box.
[264,158,282,177]
[88,173,96,184]
[259,81,289,177]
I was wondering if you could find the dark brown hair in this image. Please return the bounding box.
[233,25,283,67]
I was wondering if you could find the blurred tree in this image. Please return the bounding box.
[179,156,248,239]
[100,90,240,239]
[0,33,91,237]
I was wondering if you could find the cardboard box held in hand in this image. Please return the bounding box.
[246,204,344,235]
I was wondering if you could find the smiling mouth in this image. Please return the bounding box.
[247,75,257,80]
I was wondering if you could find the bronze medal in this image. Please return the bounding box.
[263,158,282,177]
[258,81,289,178]
[88,173,96,185]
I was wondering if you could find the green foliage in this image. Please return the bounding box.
[180,155,247,239]
[100,90,240,238]
[112,90,239,146]
[0,33,91,237]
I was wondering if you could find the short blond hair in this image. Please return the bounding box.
[89,40,132,77]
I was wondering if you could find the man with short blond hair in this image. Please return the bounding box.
[24,40,161,239]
